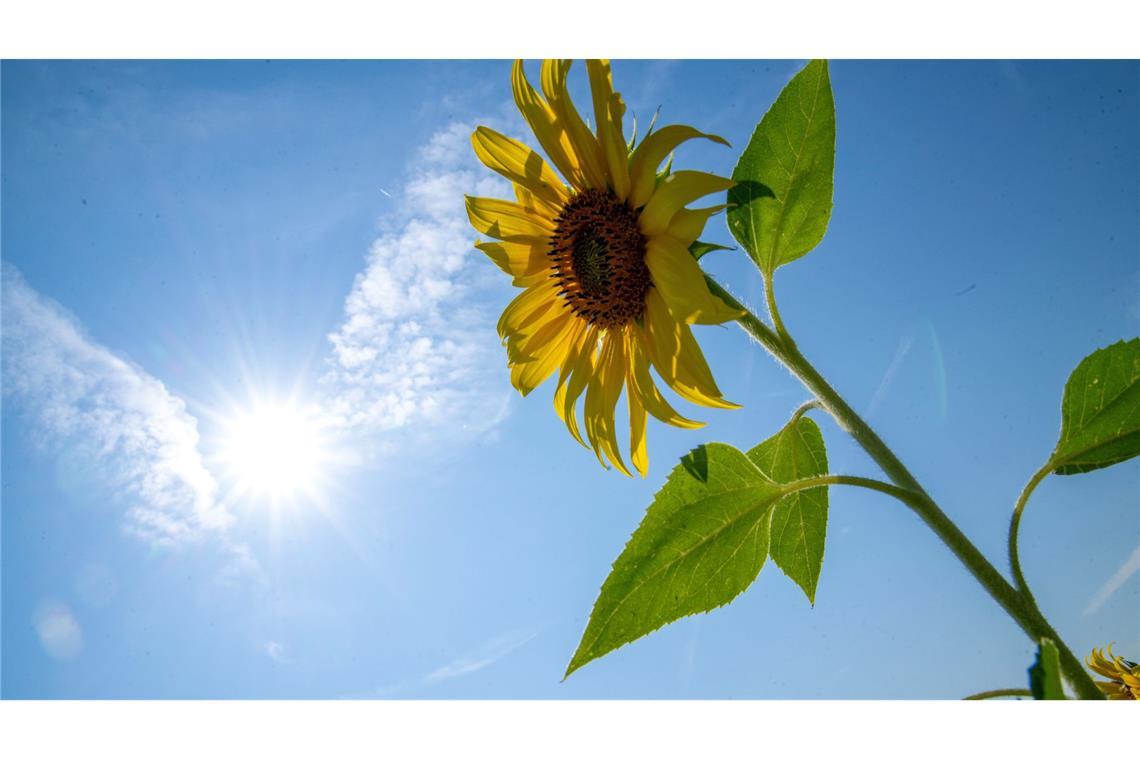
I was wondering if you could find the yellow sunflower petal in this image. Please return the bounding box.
[586,59,631,200]
[466,196,553,242]
[627,368,649,477]
[1094,681,1123,697]
[628,125,729,208]
[645,236,745,325]
[510,314,579,396]
[1087,647,1121,679]
[471,126,568,207]
[514,184,563,222]
[506,306,573,364]
[638,171,735,237]
[643,290,739,410]
[626,333,705,430]
[584,332,632,476]
[474,240,549,283]
[512,60,585,190]
[1088,662,1116,680]
[582,349,609,469]
[667,204,727,247]
[553,322,595,447]
[540,60,608,190]
[1089,664,1118,680]
[496,282,558,339]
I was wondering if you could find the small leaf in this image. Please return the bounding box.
[1051,338,1140,475]
[1028,639,1066,700]
[747,414,829,604]
[689,240,733,261]
[567,443,784,677]
[727,59,835,274]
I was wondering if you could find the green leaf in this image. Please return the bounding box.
[689,240,733,261]
[566,443,784,677]
[747,414,829,604]
[1050,338,1140,475]
[1028,639,1066,700]
[727,59,835,274]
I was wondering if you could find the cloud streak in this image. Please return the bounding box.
[368,626,540,696]
[866,331,915,419]
[422,627,540,687]
[321,121,512,441]
[2,266,237,550]
[1084,543,1140,616]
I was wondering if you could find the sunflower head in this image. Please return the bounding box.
[466,59,742,477]
[1087,645,1140,700]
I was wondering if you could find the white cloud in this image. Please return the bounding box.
[2,119,520,573]
[1084,543,1140,616]
[321,121,513,440]
[2,266,239,552]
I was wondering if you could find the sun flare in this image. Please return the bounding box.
[219,402,329,501]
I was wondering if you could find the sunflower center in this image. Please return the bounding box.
[571,234,612,294]
[549,188,650,329]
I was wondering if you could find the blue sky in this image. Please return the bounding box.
[2,60,1136,699]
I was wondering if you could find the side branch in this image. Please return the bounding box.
[707,274,1104,700]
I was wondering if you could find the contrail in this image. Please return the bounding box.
[1084,544,1140,616]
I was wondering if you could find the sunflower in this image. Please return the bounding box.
[466,59,742,476]
[1087,645,1140,700]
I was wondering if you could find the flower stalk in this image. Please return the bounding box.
[705,275,1104,700]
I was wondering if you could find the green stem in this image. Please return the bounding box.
[1009,462,1053,610]
[705,276,1103,700]
[789,399,823,424]
[763,273,795,349]
[781,473,922,507]
[963,688,1033,700]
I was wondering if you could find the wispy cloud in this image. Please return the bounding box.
[321,121,513,440]
[422,627,540,687]
[2,119,516,573]
[368,626,540,696]
[866,330,915,419]
[1084,543,1140,616]
[2,266,243,555]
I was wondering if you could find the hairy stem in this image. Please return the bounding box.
[781,473,923,507]
[963,688,1033,700]
[706,275,1103,700]
[789,399,823,424]
[764,273,795,349]
[1009,463,1053,610]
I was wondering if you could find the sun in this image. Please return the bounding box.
[218,402,329,502]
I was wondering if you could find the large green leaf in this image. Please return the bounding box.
[1050,338,1140,475]
[1029,639,1066,700]
[566,443,784,677]
[747,415,829,604]
[727,59,835,274]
